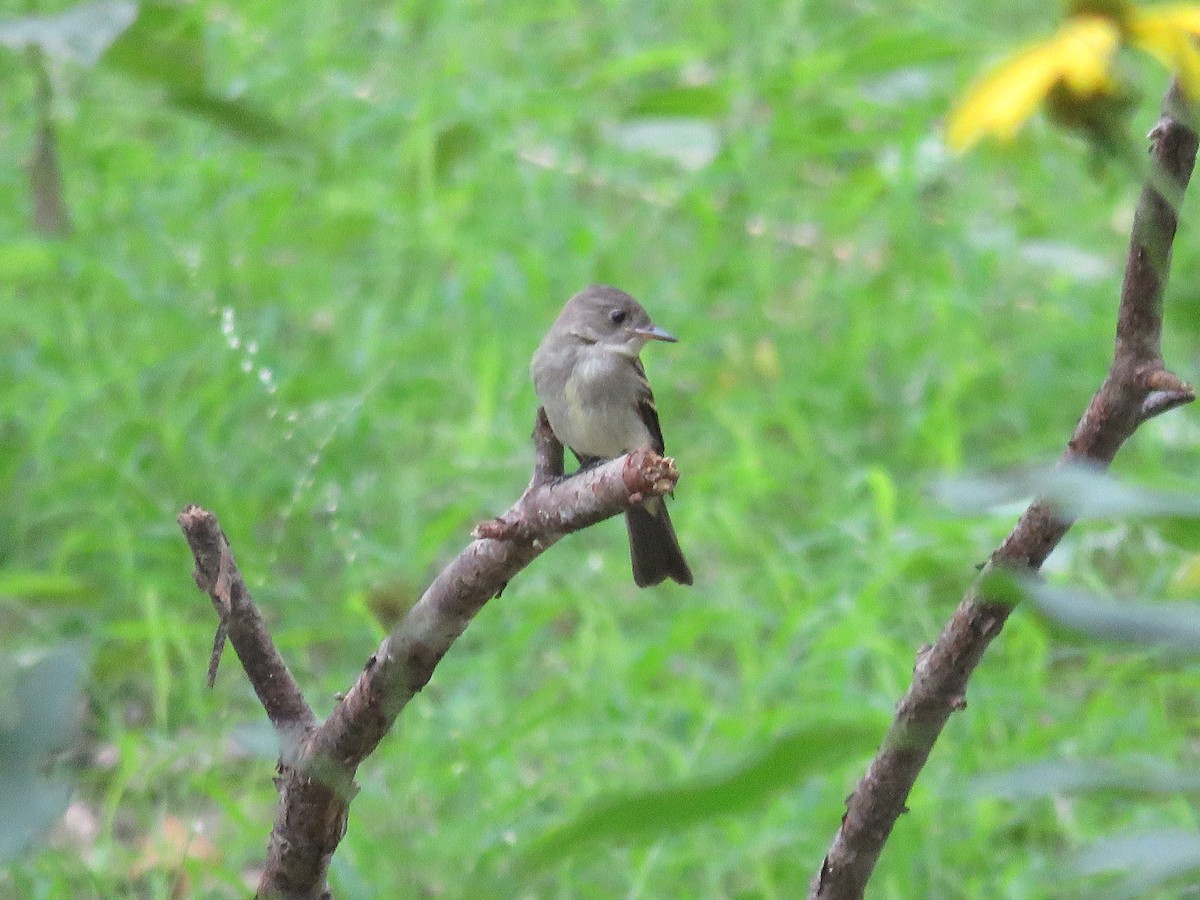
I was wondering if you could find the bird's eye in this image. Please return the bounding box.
[609,309,627,325]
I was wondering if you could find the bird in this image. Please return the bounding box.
[531,284,693,587]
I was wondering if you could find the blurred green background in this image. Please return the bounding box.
[4,0,1200,897]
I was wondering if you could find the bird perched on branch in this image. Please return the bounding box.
[531,285,693,587]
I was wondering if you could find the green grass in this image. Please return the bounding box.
[4,0,1200,896]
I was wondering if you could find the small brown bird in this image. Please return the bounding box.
[530,285,693,587]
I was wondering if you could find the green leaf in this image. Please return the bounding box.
[1072,829,1200,900]
[1028,582,1200,653]
[972,759,1200,800]
[625,84,729,119]
[933,462,1200,520]
[0,772,72,865]
[167,90,299,145]
[100,4,297,145]
[0,647,86,864]
[0,1,136,65]
[104,1,205,95]
[506,718,881,880]
[839,29,961,73]
[0,570,90,603]
[0,241,57,280]
[589,44,699,87]
[434,121,484,178]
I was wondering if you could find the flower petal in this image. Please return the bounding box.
[946,17,1120,151]
[1132,5,1200,96]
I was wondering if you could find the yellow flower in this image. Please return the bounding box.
[947,4,1200,152]
[1131,5,1200,92]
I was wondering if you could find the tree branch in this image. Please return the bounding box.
[527,405,565,490]
[810,82,1198,899]
[27,48,71,237]
[178,505,315,735]
[180,419,679,899]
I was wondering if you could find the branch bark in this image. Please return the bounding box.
[178,506,315,736]
[179,414,679,899]
[810,83,1198,899]
[27,48,71,237]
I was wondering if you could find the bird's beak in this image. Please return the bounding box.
[635,324,678,343]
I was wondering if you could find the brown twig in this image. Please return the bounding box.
[205,621,228,689]
[178,505,315,735]
[527,406,565,490]
[27,48,71,237]
[179,419,679,899]
[810,83,1197,899]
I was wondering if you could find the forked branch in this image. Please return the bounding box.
[810,82,1197,899]
[179,411,679,899]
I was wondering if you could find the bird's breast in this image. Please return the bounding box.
[552,350,651,458]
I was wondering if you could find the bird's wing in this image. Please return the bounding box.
[633,358,665,454]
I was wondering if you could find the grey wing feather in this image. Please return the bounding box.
[632,358,665,453]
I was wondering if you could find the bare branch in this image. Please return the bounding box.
[811,83,1198,899]
[527,406,565,490]
[178,505,315,735]
[205,621,227,689]
[181,425,680,898]
[1140,387,1194,422]
[27,48,71,237]
[314,447,677,773]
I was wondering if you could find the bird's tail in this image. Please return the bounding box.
[626,498,693,587]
